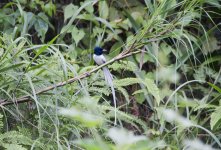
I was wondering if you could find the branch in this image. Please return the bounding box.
[0,50,141,106]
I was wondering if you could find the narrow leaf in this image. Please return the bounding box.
[144,78,161,106]
[0,63,25,73]
[210,106,221,130]
[208,82,221,94]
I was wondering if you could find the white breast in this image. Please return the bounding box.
[93,54,106,65]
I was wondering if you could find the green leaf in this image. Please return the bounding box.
[74,139,107,150]
[0,113,3,130]
[144,0,154,13]
[0,48,4,57]
[134,92,145,104]
[0,63,25,73]
[210,106,221,130]
[201,56,221,66]
[123,9,139,31]
[25,34,59,71]
[94,17,114,32]
[59,0,94,40]
[108,6,120,21]
[3,144,27,150]
[27,63,44,71]
[26,12,35,30]
[43,2,56,17]
[17,0,27,4]
[135,53,153,64]
[179,12,199,26]
[71,27,85,46]
[59,108,103,127]
[81,1,94,13]
[1,131,33,146]
[208,82,221,94]
[117,87,129,102]
[114,78,141,87]
[109,42,122,57]
[206,0,221,8]
[144,78,161,106]
[110,60,137,72]
[64,3,79,22]
[34,13,49,42]
[161,0,177,12]
[99,0,109,19]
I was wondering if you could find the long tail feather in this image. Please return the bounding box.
[102,67,117,125]
[102,67,113,86]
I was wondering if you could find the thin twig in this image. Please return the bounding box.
[0,50,141,106]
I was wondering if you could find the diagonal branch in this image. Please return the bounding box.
[0,50,142,106]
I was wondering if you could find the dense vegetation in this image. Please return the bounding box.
[0,0,221,149]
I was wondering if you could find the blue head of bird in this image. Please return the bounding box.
[94,46,103,55]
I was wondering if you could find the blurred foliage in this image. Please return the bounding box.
[0,0,221,149]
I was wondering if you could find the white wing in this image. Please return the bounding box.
[93,54,106,65]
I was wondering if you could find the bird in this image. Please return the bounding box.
[93,46,117,125]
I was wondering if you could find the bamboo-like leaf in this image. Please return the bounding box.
[3,144,27,150]
[114,78,142,87]
[208,82,221,94]
[144,78,161,106]
[0,63,25,73]
[25,34,59,71]
[117,87,129,102]
[210,106,221,130]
